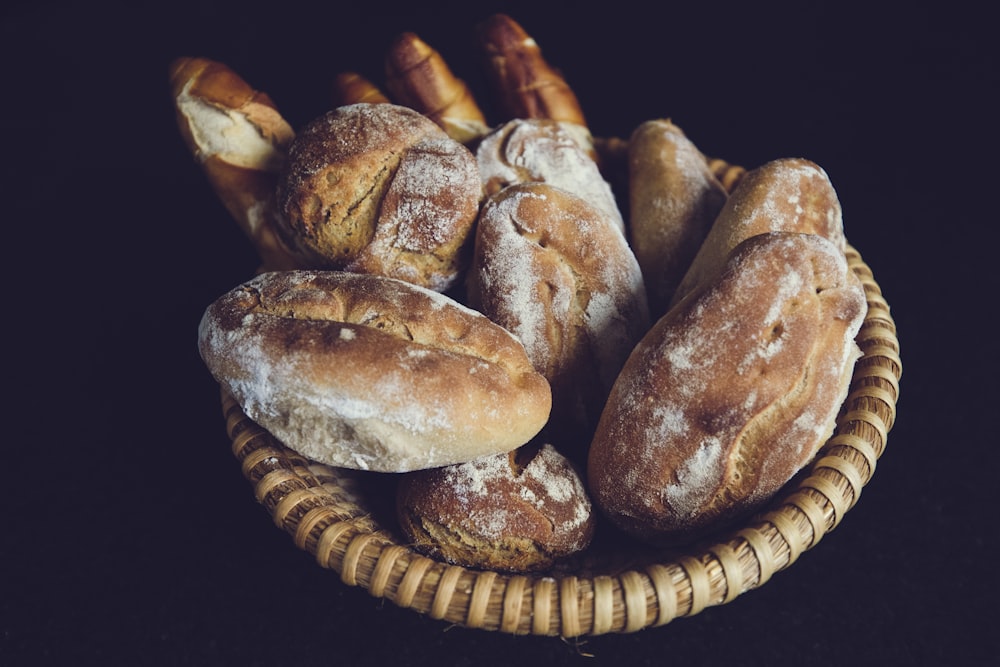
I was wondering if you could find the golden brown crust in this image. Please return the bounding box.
[332,71,391,106]
[477,14,587,129]
[276,103,481,291]
[384,32,491,145]
[396,443,595,572]
[198,270,552,473]
[587,232,867,544]
[467,183,649,455]
[627,119,729,317]
[169,56,305,270]
[670,157,846,307]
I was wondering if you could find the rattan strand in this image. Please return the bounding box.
[219,243,900,637]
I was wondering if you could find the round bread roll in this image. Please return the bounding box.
[475,118,624,234]
[466,183,649,455]
[670,157,846,308]
[587,232,867,544]
[627,119,729,317]
[198,270,552,472]
[396,442,595,572]
[276,103,481,292]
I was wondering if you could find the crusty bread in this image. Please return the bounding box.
[476,118,624,233]
[332,71,391,106]
[198,270,552,472]
[477,13,587,129]
[467,183,649,455]
[670,157,846,307]
[396,443,595,572]
[627,119,729,317]
[384,32,491,145]
[169,56,305,270]
[276,103,481,292]
[587,232,867,544]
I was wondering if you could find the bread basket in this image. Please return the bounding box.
[218,242,900,637]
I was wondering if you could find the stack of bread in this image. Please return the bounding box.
[176,14,868,572]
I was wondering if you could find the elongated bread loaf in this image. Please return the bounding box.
[467,183,649,455]
[384,31,491,145]
[670,157,846,307]
[627,119,729,317]
[170,56,305,270]
[587,232,867,544]
[198,270,552,472]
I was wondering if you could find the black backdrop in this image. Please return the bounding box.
[4,1,997,665]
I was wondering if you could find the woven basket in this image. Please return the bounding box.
[220,243,900,637]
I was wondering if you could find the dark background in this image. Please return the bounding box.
[4,0,997,664]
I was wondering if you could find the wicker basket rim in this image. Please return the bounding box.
[220,242,901,637]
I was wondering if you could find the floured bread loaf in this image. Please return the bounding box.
[467,183,649,454]
[627,119,729,317]
[587,232,867,544]
[476,118,624,233]
[670,157,846,307]
[396,443,595,572]
[198,270,552,472]
[276,103,481,292]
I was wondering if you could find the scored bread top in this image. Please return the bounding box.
[199,270,552,472]
[588,231,867,543]
[670,157,846,307]
[276,103,481,291]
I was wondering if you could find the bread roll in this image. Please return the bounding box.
[467,183,649,454]
[198,270,552,472]
[477,13,587,128]
[384,32,491,145]
[476,118,624,234]
[276,103,481,292]
[670,157,846,307]
[397,443,595,572]
[332,71,391,106]
[587,232,867,544]
[627,119,729,317]
[169,56,305,270]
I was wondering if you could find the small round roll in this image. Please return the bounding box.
[276,103,481,292]
[198,270,552,472]
[396,443,595,572]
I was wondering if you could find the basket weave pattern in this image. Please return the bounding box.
[221,244,900,637]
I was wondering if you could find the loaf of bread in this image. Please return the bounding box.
[276,103,481,292]
[198,270,552,472]
[476,14,594,160]
[169,56,305,270]
[670,157,846,307]
[467,183,649,455]
[384,32,491,145]
[396,443,595,572]
[477,13,587,129]
[627,119,729,317]
[587,231,867,544]
[476,118,624,233]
